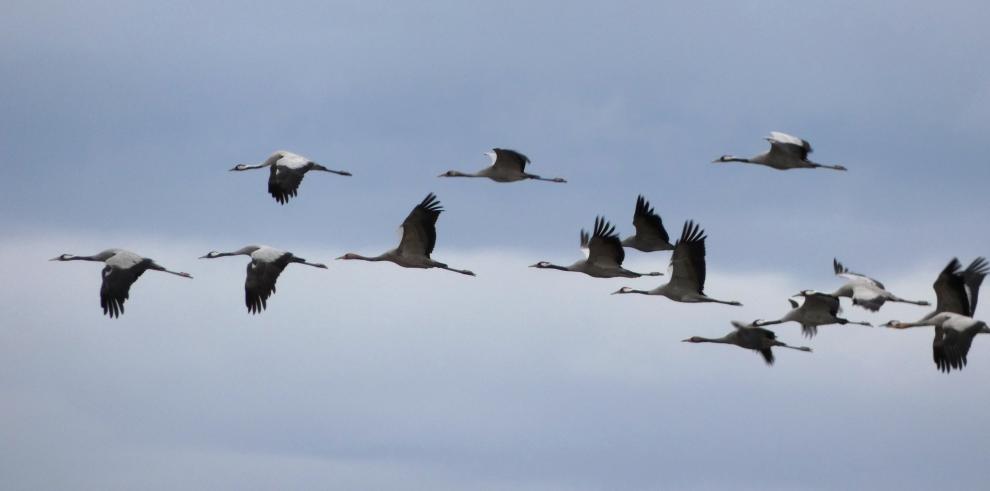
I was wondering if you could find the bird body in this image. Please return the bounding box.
[713,132,846,171]
[200,245,327,314]
[531,217,662,278]
[337,193,475,276]
[51,249,192,318]
[230,150,352,204]
[683,320,812,365]
[832,258,929,311]
[612,221,740,305]
[885,257,988,372]
[621,195,673,252]
[439,148,566,183]
[755,291,871,337]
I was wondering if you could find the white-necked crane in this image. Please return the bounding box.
[530,217,662,278]
[230,151,352,204]
[683,320,812,366]
[832,258,929,311]
[885,257,989,372]
[199,245,327,314]
[50,249,192,318]
[439,148,566,183]
[336,193,475,276]
[754,290,871,338]
[612,221,741,305]
[713,132,846,171]
[621,195,673,252]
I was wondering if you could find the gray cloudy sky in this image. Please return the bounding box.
[2,1,989,489]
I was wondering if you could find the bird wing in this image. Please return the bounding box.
[932,326,975,373]
[767,131,812,160]
[579,229,591,259]
[964,257,988,315]
[788,298,800,309]
[669,221,707,293]
[267,165,306,204]
[760,348,775,365]
[586,217,624,268]
[833,258,885,289]
[244,254,291,314]
[277,152,310,170]
[631,195,669,242]
[803,292,841,317]
[850,285,885,311]
[491,148,530,173]
[397,193,442,258]
[100,262,148,318]
[933,258,973,316]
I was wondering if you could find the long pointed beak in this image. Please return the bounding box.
[48,257,60,261]
[335,256,345,260]
[681,338,691,342]
[198,255,210,259]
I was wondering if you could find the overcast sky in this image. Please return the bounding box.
[2,1,989,489]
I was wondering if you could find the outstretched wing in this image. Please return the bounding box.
[397,193,443,258]
[964,257,988,315]
[932,327,976,373]
[934,258,972,316]
[491,148,530,173]
[586,217,624,268]
[632,195,669,242]
[669,221,707,293]
[767,131,812,160]
[244,254,292,314]
[834,258,885,289]
[100,263,147,318]
[803,292,841,317]
[268,165,306,205]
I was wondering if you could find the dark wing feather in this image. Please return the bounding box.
[964,257,988,315]
[760,348,775,365]
[788,299,800,309]
[100,261,150,318]
[587,216,624,267]
[491,148,530,173]
[801,325,819,338]
[804,293,841,317]
[244,254,292,314]
[933,327,977,373]
[631,195,669,242]
[268,165,306,205]
[933,258,971,316]
[669,221,707,293]
[397,193,443,257]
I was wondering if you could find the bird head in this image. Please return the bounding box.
[881,320,903,329]
[792,289,816,297]
[438,170,466,178]
[682,336,705,343]
[712,155,733,163]
[49,253,73,261]
[611,287,636,295]
[229,164,250,171]
[199,251,221,259]
[336,253,360,260]
[529,261,552,268]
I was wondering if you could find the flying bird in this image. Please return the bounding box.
[621,195,673,252]
[612,221,741,305]
[199,245,328,314]
[754,290,871,338]
[683,320,812,365]
[230,151,352,204]
[50,249,192,318]
[530,217,662,278]
[439,148,566,183]
[337,193,475,276]
[713,132,846,171]
[832,258,929,311]
[885,257,989,372]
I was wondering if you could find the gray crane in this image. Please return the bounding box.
[51,249,192,318]
[621,195,674,252]
[337,193,475,276]
[885,257,989,372]
[199,245,328,314]
[230,150,352,204]
[754,290,871,338]
[530,217,662,278]
[832,258,929,311]
[713,131,846,171]
[439,148,566,183]
[611,221,741,305]
[683,320,812,365]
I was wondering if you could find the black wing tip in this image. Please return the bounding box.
[679,220,706,243]
[833,258,847,275]
[419,192,443,213]
[592,216,618,239]
[761,349,775,366]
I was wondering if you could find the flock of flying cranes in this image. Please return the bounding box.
[50,132,989,371]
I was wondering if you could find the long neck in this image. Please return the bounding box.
[341,253,388,262]
[697,336,733,344]
[61,254,104,262]
[234,163,270,171]
[539,263,572,272]
[616,288,650,295]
